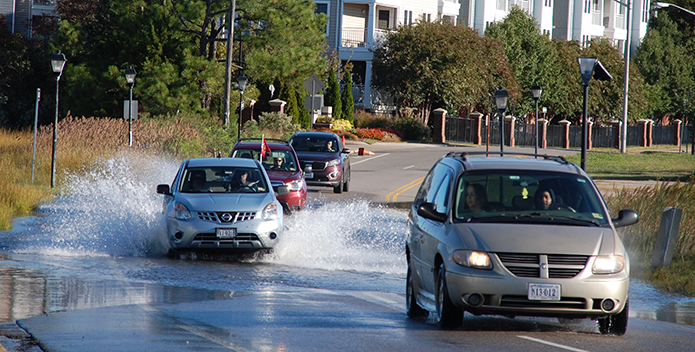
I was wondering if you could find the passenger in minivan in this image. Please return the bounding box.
[465,184,488,212]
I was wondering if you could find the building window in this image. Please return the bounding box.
[378,9,390,29]
[584,0,591,13]
[404,10,413,25]
[497,0,506,11]
[641,0,649,22]
[315,2,329,36]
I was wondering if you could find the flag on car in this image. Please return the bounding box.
[260,135,271,161]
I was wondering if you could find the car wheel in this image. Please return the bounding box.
[333,181,343,193]
[435,263,463,328]
[406,261,428,318]
[598,300,628,335]
[342,178,349,192]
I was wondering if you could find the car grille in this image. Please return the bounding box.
[196,211,256,223]
[193,233,260,242]
[500,295,587,309]
[301,161,328,171]
[496,253,589,279]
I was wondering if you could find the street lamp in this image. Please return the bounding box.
[125,67,137,147]
[50,51,66,189]
[494,87,509,156]
[578,57,597,171]
[237,73,248,141]
[531,83,542,157]
[652,2,695,16]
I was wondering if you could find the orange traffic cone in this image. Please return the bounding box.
[342,135,346,148]
[358,148,375,156]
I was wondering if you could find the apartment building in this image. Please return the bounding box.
[319,0,650,110]
[0,0,56,38]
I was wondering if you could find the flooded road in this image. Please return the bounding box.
[0,151,694,333]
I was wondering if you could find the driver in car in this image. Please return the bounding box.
[231,170,259,192]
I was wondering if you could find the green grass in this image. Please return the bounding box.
[566,149,695,180]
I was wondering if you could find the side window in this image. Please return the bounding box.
[432,172,452,214]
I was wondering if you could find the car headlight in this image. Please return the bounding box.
[452,250,492,270]
[287,179,303,191]
[592,255,625,274]
[174,202,192,220]
[261,202,279,220]
[327,158,341,167]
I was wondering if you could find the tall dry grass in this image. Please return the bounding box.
[0,115,222,231]
[606,178,695,262]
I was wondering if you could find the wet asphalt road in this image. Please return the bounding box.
[2,142,694,351]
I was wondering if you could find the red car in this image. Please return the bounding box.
[230,139,307,214]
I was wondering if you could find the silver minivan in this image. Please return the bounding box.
[406,152,638,335]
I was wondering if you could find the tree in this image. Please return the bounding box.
[635,13,694,119]
[373,21,517,124]
[341,67,355,124]
[324,69,342,120]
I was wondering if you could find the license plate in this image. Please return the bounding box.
[305,172,314,179]
[528,283,561,301]
[216,228,237,239]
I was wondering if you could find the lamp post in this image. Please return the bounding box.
[578,57,598,171]
[237,73,248,141]
[494,87,509,156]
[50,51,66,189]
[531,83,542,157]
[125,67,137,147]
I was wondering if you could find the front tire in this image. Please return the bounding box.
[333,181,343,193]
[598,300,628,335]
[406,261,428,318]
[435,263,463,328]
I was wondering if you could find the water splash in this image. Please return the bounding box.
[13,151,179,257]
[266,200,408,274]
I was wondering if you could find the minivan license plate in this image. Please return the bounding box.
[216,228,237,239]
[528,283,561,301]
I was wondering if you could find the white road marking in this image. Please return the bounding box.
[517,336,590,352]
[178,325,255,352]
[403,165,415,169]
[351,153,390,165]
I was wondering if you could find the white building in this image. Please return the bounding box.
[0,0,57,38]
[318,0,651,110]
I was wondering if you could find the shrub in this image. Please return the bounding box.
[332,119,353,131]
[393,117,430,141]
[242,111,304,140]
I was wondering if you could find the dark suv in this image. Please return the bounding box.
[406,152,638,334]
[230,139,307,214]
[289,132,351,194]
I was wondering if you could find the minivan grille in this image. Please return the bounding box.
[497,253,589,279]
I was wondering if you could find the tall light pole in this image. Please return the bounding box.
[494,87,509,156]
[578,58,598,171]
[237,73,248,142]
[223,0,237,128]
[125,67,137,147]
[50,51,66,189]
[531,83,542,157]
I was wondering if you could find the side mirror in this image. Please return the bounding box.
[342,148,351,154]
[156,184,171,195]
[612,209,639,228]
[274,185,290,196]
[417,202,447,223]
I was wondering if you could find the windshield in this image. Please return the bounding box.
[179,167,268,194]
[232,148,298,172]
[454,170,609,226]
[289,136,338,152]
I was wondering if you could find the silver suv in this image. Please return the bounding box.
[406,152,638,335]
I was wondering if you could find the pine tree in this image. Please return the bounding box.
[325,69,342,120]
[280,82,301,126]
[341,68,355,124]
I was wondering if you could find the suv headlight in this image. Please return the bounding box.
[262,202,279,220]
[327,159,341,167]
[174,202,192,220]
[452,250,492,270]
[592,255,625,274]
[287,179,303,191]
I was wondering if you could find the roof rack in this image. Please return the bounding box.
[451,151,569,164]
[236,138,290,145]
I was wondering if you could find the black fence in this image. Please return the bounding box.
[445,117,687,149]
